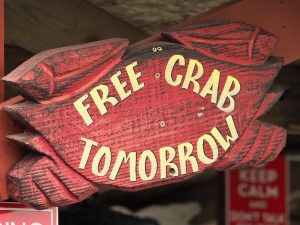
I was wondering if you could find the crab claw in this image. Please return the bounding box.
[2,38,129,104]
[7,133,100,209]
[163,20,278,66]
[231,123,286,169]
[211,88,286,170]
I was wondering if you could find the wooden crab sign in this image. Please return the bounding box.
[3,21,286,209]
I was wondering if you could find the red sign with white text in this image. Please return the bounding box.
[0,202,58,225]
[226,156,288,225]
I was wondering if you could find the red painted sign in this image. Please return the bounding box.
[226,156,289,225]
[0,202,58,225]
[2,20,286,208]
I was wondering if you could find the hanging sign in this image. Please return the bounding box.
[2,20,286,208]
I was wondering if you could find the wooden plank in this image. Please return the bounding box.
[137,0,300,65]
[261,99,300,128]
[287,124,300,136]
[4,0,147,53]
[274,66,300,90]
[0,0,7,200]
[2,20,286,208]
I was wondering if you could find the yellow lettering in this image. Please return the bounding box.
[109,151,137,181]
[73,94,93,126]
[160,146,179,178]
[92,146,111,176]
[165,55,185,86]
[197,134,219,164]
[182,59,204,94]
[178,142,199,174]
[138,150,157,181]
[90,85,118,115]
[199,69,220,103]
[217,76,240,112]
[79,138,98,169]
[111,71,131,100]
[211,115,238,151]
[126,61,144,92]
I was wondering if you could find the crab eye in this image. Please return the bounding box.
[152,46,163,52]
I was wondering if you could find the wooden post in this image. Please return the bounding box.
[0,0,3,100]
[0,0,7,200]
[0,0,24,200]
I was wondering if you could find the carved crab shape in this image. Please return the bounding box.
[3,20,286,209]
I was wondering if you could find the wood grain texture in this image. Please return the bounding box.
[136,0,300,65]
[3,20,286,209]
[163,20,278,66]
[3,39,129,103]
[213,88,286,170]
[4,0,146,53]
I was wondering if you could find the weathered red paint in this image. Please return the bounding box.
[6,38,128,103]
[2,21,286,209]
[213,88,286,170]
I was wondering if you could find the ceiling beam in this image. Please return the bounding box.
[5,0,147,53]
[137,0,300,65]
